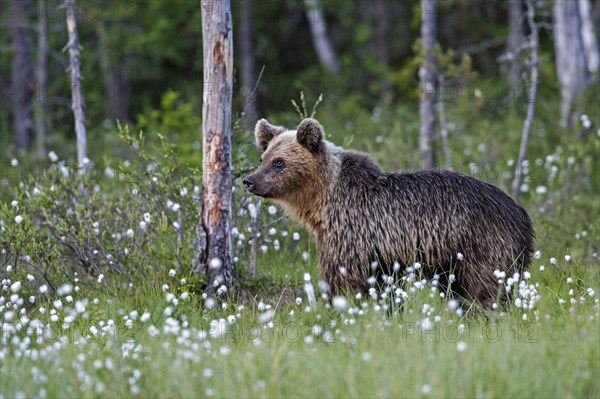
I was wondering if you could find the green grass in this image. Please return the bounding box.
[1,87,599,398]
[1,256,599,398]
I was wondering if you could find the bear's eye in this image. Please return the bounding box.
[272,158,285,169]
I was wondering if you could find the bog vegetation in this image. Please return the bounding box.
[2,92,599,396]
[1,0,599,397]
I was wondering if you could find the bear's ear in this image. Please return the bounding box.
[255,119,285,152]
[296,118,323,153]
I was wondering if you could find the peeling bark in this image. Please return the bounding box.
[197,0,236,292]
[64,0,88,168]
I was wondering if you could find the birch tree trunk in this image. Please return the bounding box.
[239,0,259,127]
[195,0,236,292]
[96,1,131,124]
[304,0,341,74]
[35,0,49,158]
[512,0,539,201]
[553,0,599,127]
[9,0,34,153]
[64,0,87,168]
[374,0,391,100]
[578,0,600,77]
[506,0,525,88]
[419,0,437,169]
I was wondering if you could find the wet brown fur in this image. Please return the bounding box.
[246,118,535,305]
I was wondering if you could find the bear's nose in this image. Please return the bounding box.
[242,177,254,190]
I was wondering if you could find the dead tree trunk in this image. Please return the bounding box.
[35,0,49,158]
[195,0,236,292]
[239,0,261,277]
[96,2,131,124]
[511,0,539,201]
[419,0,437,169]
[578,0,600,78]
[9,0,34,153]
[553,0,599,127]
[64,0,87,168]
[374,0,391,101]
[238,0,259,127]
[304,0,341,74]
[506,0,525,88]
[437,74,451,167]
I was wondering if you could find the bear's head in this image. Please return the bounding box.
[243,118,325,199]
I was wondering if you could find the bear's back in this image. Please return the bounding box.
[330,151,534,271]
[336,151,527,226]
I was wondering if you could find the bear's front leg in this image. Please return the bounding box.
[317,246,370,296]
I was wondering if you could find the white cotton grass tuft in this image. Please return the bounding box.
[57,283,73,296]
[209,258,222,270]
[580,114,592,129]
[303,273,317,308]
[258,310,275,324]
[447,299,460,311]
[332,296,348,312]
[247,203,257,219]
[209,319,228,339]
[421,384,432,395]
[140,311,151,323]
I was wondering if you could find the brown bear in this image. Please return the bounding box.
[243,118,535,306]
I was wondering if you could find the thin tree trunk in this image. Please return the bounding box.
[195,0,236,292]
[374,0,390,101]
[437,74,451,167]
[64,0,88,168]
[552,0,591,127]
[578,0,599,78]
[506,0,525,88]
[304,0,341,74]
[239,0,259,127]
[512,0,539,201]
[419,0,437,169]
[9,0,34,153]
[96,5,130,124]
[35,0,49,158]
